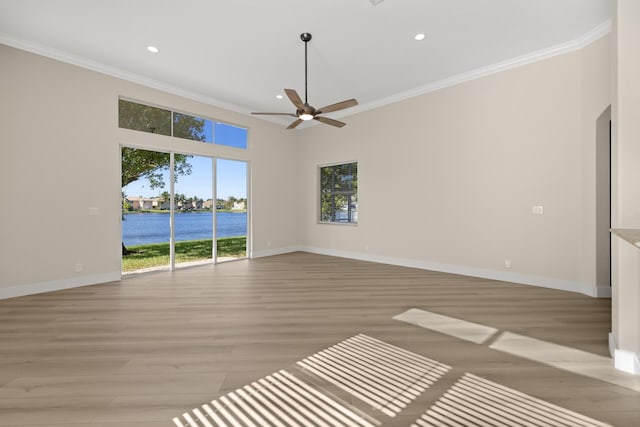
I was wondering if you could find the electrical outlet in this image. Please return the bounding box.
[532,205,544,215]
[75,263,83,272]
[504,259,512,269]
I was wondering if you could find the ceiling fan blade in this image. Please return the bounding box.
[314,116,346,128]
[286,118,303,129]
[284,89,305,110]
[316,98,358,114]
[251,112,297,117]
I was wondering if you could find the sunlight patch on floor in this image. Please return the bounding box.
[173,370,378,427]
[297,334,451,417]
[395,308,640,393]
[413,373,612,427]
[490,331,640,392]
[393,308,499,344]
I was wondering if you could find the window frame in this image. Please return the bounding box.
[317,160,358,226]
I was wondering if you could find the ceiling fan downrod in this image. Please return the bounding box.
[301,33,312,105]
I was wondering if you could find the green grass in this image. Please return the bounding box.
[122,237,246,271]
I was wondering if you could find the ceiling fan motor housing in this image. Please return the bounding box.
[300,33,312,42]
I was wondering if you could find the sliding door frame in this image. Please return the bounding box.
[120,143,251,273]
[215,156,251,263]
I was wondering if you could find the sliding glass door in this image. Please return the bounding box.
[121,147,248,273]
[174,155,214,267]
[216,159,248,261]
[121,148,172,273]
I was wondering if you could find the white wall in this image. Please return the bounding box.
[298,35,611,297]
[0,44,298,298]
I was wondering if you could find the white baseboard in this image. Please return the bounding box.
[609,333,640,375]
[0,272,121,300]
[251,246,302,259]
[2,247,607,301]
[299,246,601,297]
[609,332,617,359]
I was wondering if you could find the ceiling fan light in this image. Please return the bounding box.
[299,113,314,121]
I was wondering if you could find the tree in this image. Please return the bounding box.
[121,151,192,255]
[119,99,172,136]
[119,100,208,142]
[120,99,206,189]
[120,101,206,254]
[320,163,357,222]
[159,191,170,209]
[121,148,192,189]
[122,191,132,211]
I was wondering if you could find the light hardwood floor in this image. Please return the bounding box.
[1,252,639,426]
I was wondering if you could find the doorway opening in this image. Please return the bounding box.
[595,106,611,294]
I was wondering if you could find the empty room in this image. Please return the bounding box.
[1,1,639,426]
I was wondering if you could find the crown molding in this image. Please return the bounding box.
[342,19,612,119]
[1,19,611,127]
[0,31,290,126]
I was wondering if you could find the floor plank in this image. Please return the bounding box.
[1,252,637,426]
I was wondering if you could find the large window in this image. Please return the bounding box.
[118,99,247,149]
[319,162,358,224]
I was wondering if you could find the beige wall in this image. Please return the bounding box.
[298,35,611,297]
[610,0,640,374]
[0,44,298,298]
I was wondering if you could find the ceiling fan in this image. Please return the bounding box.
[252,33,358,129]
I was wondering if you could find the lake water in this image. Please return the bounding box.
[122,211,246,246]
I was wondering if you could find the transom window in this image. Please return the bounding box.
[118,99,248,149]
[319,162,358,224]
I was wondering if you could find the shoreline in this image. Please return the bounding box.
[123,209,246,215]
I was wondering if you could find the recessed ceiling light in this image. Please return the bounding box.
[147,45,159,53]
[276,94,283,99]
[414,33,426,41]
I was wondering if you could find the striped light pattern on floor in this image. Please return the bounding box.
[412,373,613,427]
[172,370,378,427]
[296,334,451,417]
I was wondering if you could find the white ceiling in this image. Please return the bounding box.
[0,0,611,126]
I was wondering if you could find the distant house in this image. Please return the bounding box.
[180,199,203,210]
[203,199,214,209]
[126,196,162,210]
[156,198,170,210]
[233,200,246,210]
